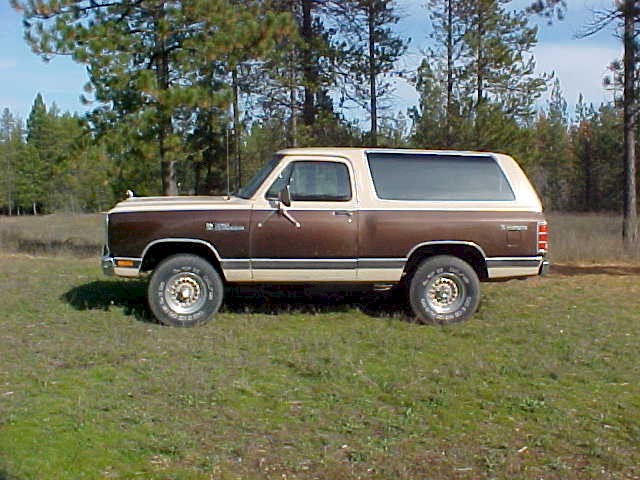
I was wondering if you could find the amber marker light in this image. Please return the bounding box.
[116,259,135,267]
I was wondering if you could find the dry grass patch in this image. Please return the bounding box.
[547,212,640,264]
[0,214,103,257]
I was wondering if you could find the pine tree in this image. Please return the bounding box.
[22,94,52,214]
[13,0,292,196]
[0,109,19,215]
[411,60,448,148]
[331,0,408,146]
[458,0,546,145]
[571,94,595,210]
[532,79,573,210]
[424,0,468,147]
[588,104,623,211]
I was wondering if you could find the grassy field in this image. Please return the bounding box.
[1,260,639,479]
[0,213,639,479]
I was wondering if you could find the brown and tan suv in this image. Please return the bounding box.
[102,148,548,326]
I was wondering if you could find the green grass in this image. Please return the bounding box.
[1,255,639,479]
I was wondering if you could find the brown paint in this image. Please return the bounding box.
[250,209,357,259]
[109,208,543,261]
[358,210,545,258]
[109,210,251,258]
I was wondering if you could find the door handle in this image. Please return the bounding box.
[333,210,354,223]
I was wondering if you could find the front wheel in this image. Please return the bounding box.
[409,255,480,324]
[148,254,224,327]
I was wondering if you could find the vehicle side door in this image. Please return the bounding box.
[250,157,358,281]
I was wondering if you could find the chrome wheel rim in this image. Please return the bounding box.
[425,273,465,314]
[164,272,207,315]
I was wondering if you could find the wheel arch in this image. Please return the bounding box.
[404,241,488,281]
[140,238,225,280]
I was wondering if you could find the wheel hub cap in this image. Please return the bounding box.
[426,274,465,314]
[165,273,206,315]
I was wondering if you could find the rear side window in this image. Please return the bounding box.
[367,153,515,201]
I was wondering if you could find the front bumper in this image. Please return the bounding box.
[101,255,115,276]
[101,255,142,278]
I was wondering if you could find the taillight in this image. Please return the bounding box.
[537,221,548,254]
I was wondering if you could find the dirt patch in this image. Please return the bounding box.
[551,264,640,276]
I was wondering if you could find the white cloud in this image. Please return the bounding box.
[533,42,620,106]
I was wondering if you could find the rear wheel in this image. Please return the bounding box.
[148,254,224,327]
[409,255,480,324]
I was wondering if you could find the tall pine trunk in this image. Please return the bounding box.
[155,8,177,196]
[288,51,298,147]
[368,5,378,147]
[622,0,638,248]
[301,0,316,126]
[446,0,454,147]
[475,1,485,140]
[232,68,241,191]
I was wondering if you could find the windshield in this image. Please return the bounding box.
[236,155,282,199]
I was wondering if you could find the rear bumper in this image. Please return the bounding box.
[486,256,546,279]
[539,259,550,276]
[101,255,142,278]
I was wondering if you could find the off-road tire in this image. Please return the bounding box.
[148,254,223,327]
[409,255,480,324]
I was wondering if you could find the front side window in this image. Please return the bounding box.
[266,161,352,202]
[367,153,515,201]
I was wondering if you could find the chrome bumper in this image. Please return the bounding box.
[101,255,115,276]
[539,260,550,276]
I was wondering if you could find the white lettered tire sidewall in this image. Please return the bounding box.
[409,255,480,324]
[148,254,224,327]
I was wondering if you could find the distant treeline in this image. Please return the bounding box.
[0,0,625,214]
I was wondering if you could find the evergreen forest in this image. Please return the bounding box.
[0,0,631,224]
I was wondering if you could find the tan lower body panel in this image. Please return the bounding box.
[247,269,403,283]
[224,269,253,282]
[251,269,357,282]
[356,268,404,282]
[487,266,540,279]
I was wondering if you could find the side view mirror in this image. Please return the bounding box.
[277,185,291,207]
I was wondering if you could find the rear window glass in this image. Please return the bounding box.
[367,153,515,201]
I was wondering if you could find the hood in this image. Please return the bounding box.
[108,195,251,214]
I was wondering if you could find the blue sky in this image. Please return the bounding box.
[0,0,620,121]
